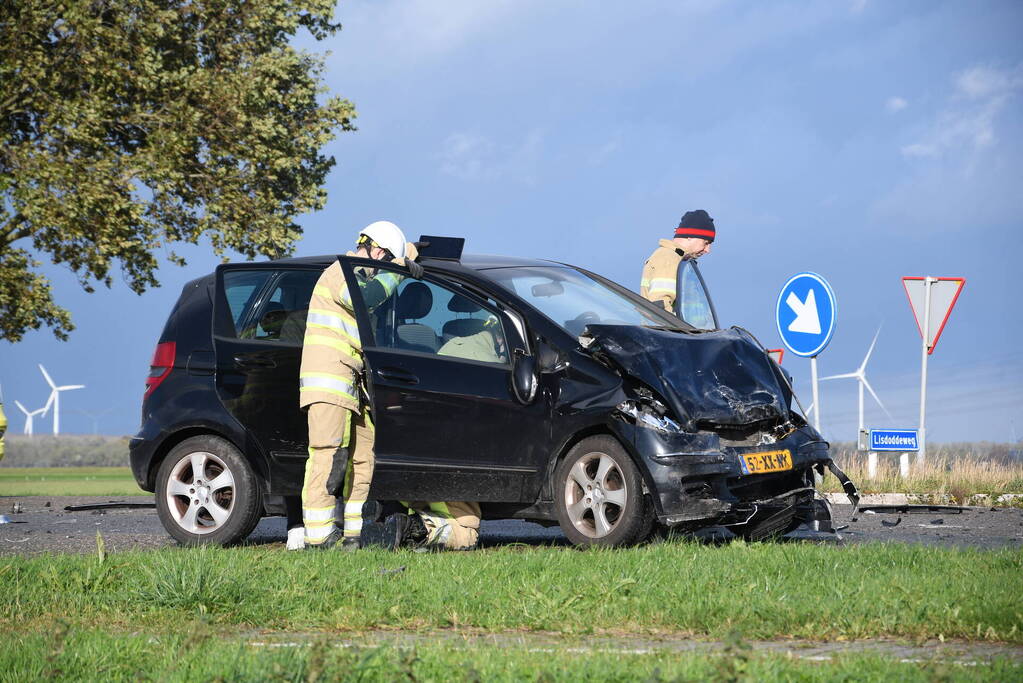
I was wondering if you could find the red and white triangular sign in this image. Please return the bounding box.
[766,348,784,365]
[902,277,965,354]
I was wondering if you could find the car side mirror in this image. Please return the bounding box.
[537,344,569,374]
[511,349,538,404]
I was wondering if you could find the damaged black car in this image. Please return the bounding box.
[131,236,858,547]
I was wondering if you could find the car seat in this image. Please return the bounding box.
[256,302,287,340]
[395,283,440,353]
[442,295,488,341]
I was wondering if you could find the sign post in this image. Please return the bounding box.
[776,272,838,434]
[902,276,965,464]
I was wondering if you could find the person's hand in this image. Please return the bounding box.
[405,259,424,279]
[401,242,424,278]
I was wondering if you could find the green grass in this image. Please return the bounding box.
[2,542,1021,643]
[1,629,1018,682]
[0,466,142,496]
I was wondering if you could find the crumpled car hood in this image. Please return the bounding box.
[582,324,791,430]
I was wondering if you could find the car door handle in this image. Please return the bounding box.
[234,355,277,369]
[376,367,419,384]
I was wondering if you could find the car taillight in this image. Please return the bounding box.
[144,341,176,400]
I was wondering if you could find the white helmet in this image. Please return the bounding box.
[358,220,406,260]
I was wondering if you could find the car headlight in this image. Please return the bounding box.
[617,400,684,434]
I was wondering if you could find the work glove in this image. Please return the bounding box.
[400,241,424,279]
[325,447,350,496]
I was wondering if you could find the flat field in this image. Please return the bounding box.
[0,466,141,496]
[2,542,1021,680]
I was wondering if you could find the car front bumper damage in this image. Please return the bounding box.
[619,422,860,532]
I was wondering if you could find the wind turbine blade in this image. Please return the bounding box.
[58,385,85,391]
[861,376,893,421]
[860,326,882,372]
[38,364,57,389]
[820,372,858,381]
[14,400,30,416]
[42,391,55,415]
[804,402,815,417]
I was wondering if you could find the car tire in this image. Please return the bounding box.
[155,435,262,546]
[554,435,652,547]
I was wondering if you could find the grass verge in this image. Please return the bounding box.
[2,541,1020,643]
[820,456,1023,501]
[0,466,142,496]
[1,629,1018,682]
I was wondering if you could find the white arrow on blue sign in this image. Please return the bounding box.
[775,272,837,358]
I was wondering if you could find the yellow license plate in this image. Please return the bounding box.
[739,449,792,475]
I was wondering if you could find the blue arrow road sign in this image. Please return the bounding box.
[775,272,837,357]
[870,429,920,452]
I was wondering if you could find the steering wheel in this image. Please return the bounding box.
[572,311,601,326]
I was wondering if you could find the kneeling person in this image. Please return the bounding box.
[367,501,481,551]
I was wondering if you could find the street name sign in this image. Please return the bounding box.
[902,276,965,354]
[775,272,837,358]
[869,429,920,452]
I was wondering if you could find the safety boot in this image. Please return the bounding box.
[362,512,428,550]
[308,528,357,551]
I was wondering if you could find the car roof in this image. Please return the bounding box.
[267,253,569,274]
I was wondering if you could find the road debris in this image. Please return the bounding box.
[857,505,965,515]
[881,518,902,528]
[64,502,156,512]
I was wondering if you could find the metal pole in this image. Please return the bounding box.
[918,276,933,465]
[810,355,823,487]
[811,356,821,432]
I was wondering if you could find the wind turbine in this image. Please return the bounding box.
[820,327,892,435]
[39,364,85,435]
[14,400,48,436]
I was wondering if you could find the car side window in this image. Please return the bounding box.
[222,270,275,337]
[240,270,321,343]
[375,275,510,365]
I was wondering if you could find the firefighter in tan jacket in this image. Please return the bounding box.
[299,220,423,550]
[640,209,716,313]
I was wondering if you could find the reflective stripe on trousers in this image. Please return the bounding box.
[301,403,375,545]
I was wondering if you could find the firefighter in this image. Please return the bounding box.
[368,502,482,551]
[299,220,423,550]
[640,209,716,313]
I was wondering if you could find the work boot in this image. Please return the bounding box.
[308,528,345,550]
[361,512,428,550]
[391,512,429,548]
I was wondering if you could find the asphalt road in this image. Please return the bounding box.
[1,495,1022,555]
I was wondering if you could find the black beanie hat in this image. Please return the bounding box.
[674,210,716,242]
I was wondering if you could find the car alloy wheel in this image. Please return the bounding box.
[165,450,235,534]
[564,451,628,538]
[155,435,262,546]
[554,435,651,547]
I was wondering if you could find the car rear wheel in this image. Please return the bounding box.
[554,435,652,547]
[155,435,262,546]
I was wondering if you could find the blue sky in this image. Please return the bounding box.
[2,0,1021,443]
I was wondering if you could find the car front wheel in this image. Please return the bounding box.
[155,435,262,546]
[554,435,652,547]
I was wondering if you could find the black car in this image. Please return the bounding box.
[130,237,857,547]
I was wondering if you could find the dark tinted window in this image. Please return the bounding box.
[241,270,321,343]
[222,271,274,336]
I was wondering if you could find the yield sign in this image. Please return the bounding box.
[902,277,965,354]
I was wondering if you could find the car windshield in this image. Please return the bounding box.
[484,265,683,336]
